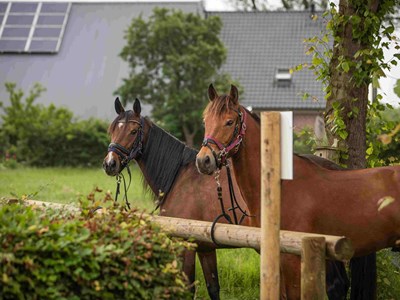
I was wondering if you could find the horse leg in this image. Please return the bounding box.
[198,250,220,300]
[350,254,377,300]
[281,254,301,299]
[281,254,349,300]
[326,260,349,300]
[182,249,196,296]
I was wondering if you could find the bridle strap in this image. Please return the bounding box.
[108,117,145,170]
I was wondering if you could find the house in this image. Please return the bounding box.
[0,0,326,129]
[207,10,327,130]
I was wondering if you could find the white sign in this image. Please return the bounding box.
[280,112,293,180]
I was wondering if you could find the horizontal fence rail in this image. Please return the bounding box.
[20,200,354,261]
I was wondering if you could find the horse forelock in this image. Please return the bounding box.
[204,94,237,118]
[108,110,136,135]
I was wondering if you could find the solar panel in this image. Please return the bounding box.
[0,1,71,53]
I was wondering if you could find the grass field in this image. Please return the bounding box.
[0,165,260,299]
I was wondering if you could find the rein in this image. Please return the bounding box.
[201,108,247,168]
[210,162,253,245]
[107,116,145,210]
[201,108,252,244]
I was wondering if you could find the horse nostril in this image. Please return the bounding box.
[110,159,116,169]
[204,155,211,166]
[103,157,117,174]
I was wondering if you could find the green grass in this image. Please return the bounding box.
[0,166,260,299]
[0,164,154,211]
[194,248,260,300]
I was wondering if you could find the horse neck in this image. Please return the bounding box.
[231,110,261,225]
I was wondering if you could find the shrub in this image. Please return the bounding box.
[377,249,400,299]
[0,203,192,299]
[0,83,109,167]
[293,127,315,154]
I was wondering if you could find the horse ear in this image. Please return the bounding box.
[208,84,218,101]
[115,97,125,114]
[133,98,141,115]
[229,85,239,104]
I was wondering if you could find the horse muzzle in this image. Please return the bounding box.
[196,150,217,175]
[103,152,120,176]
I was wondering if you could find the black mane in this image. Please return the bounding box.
[140,120,198,197]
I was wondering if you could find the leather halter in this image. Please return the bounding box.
[201,107,247,168]
[108,116,145,171]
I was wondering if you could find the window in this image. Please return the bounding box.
[0,2,71,53]
[274,68,292,87]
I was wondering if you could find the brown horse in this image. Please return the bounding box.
[196,84,400,299]
[103,97,250,300]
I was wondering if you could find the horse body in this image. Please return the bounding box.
[284,156,400,256]
[104,98,250,300]
[196,84,399,299]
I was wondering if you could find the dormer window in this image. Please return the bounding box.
[274,68,292,87]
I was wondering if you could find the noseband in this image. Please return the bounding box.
[201,108,247,168]
[108,116,145,171]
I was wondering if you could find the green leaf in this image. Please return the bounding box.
[372,76,380,89]
[338,130,348,140]
[312,56,323,65]
[394,80,400,98]
[341,61,350,72]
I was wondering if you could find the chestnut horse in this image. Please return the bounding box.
[196,84,400,299]
[103,97,250,300]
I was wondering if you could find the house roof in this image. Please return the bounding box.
[208,11,327,111]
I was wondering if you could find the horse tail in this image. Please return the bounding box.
[326,261,349,300]
[349,253,377,300]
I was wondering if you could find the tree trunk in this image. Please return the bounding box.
[182,124,195,148]
[325,0,380,170]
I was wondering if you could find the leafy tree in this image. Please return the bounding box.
[300,1,399,169]
[116,8,236,147]
[323,0,399,169]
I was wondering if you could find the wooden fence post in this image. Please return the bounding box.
[301,236,326,300]
[260,112,281,300]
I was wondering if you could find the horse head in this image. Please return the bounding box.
[103,97,144,176]
[196,84,247,175]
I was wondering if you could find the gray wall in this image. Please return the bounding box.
[0,1,203,120]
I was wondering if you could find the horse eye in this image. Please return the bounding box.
[131,129,137,135]
[226,120,234,126]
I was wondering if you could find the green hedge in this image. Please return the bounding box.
[0,204,192,300]
[0,83,109,167]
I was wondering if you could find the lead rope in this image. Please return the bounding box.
[210,163,253,245]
